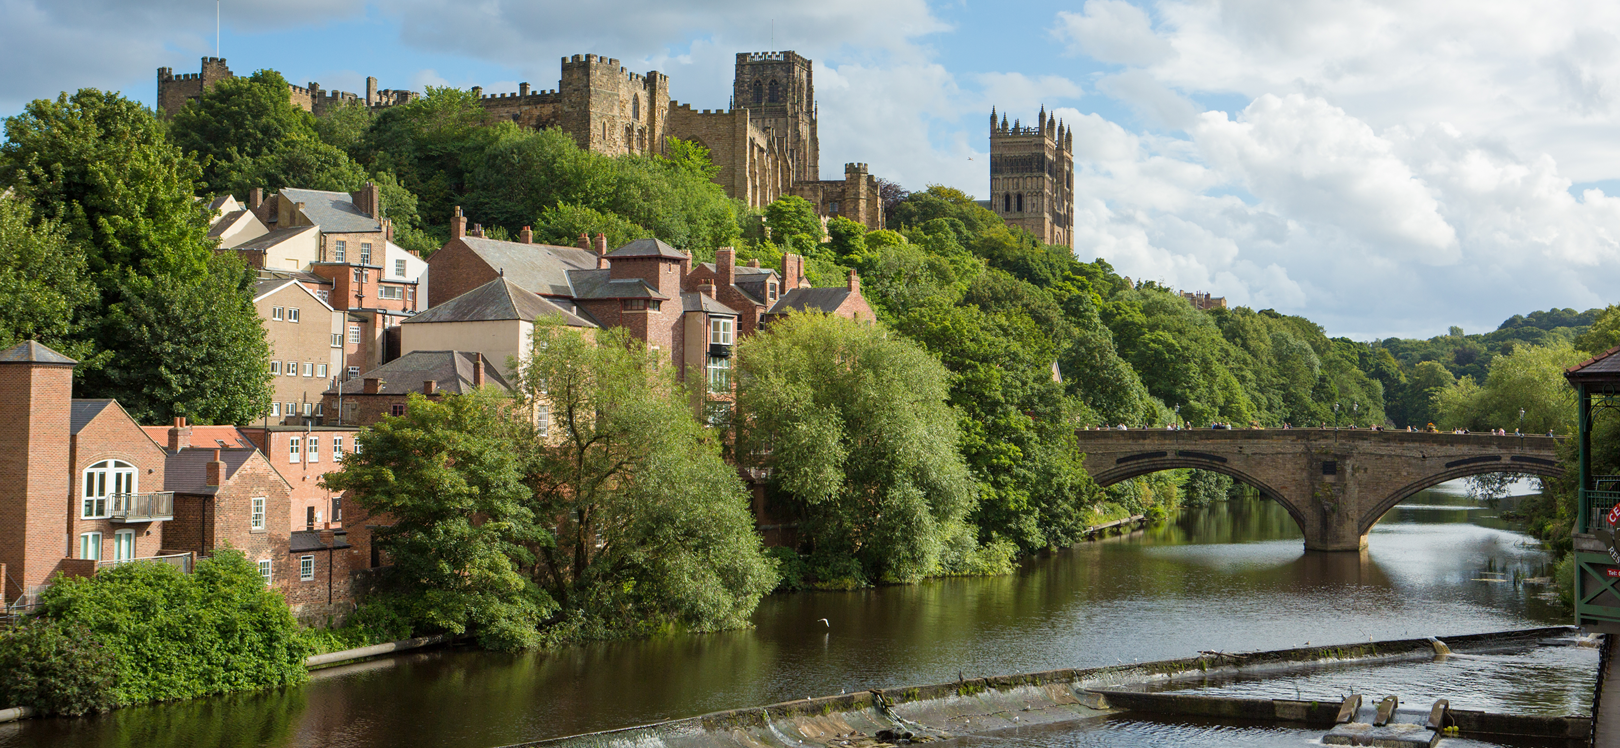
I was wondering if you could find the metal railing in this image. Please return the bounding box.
[1583,478,1620,533]
[108,492,174,522]
[96,552,193,574]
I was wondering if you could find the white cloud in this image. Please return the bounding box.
[1053,0,1173,67]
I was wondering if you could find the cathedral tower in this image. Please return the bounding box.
[988,106,1073,248]
[733,51,819,183]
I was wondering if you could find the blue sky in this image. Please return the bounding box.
[4,0,1619,340]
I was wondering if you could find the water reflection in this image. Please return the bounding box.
[0,483,1571,748]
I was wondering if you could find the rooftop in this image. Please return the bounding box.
[164,447,264,495]
[404,277,595,327]
[0,340,76,366]
[139,425,256,449]
[769,287,855,315]
[329,350,513,396]
[278,188,383,234]
[606,238,686,260]
[454,237,599,297]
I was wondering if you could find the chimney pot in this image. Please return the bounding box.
[168,417,193,452]
[205,449,224,486]
[847,268,860,294]
[520,226,533,244]
[363,377,381,395]
[748,259,761,268]
[594,233,608,256]
[578,233,591,251]
[423,380,437,395]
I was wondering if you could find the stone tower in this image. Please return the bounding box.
[988,106,1074,248]
[157,57,235,116]
[733,51,819,183]
[559,54,670,157]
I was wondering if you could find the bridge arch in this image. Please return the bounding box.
[1357,461,1565,537]
[1089,458,1311,540]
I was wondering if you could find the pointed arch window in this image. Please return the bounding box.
[1004,193,1012,212]
[752,80,764,105]
[632,94,640,121]
[768,80,780,103]
[1016,193,1024,213]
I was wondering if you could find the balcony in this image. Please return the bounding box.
[108,492,175,523]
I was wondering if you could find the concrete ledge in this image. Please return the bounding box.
[1089,690,1343,725]
[304,634,454,669]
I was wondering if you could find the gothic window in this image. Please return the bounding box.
[633,94,640,121]
[1017,193,1024,213]
[768,80,780,103]
[752,80,764,105]
[1004,193,1012,212]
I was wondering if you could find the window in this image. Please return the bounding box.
[1016,193,1024,213]
[707,356,731,393]
[704,400,732,427]
[332,497,342,521]
[1003,193,1011,212]
[83,460,134,518]
[407,287,416,305]
[287,308,300,323]
[752,80,763,104]
[300,555,315,582]
[349,326,361,344]
[360,243,372,265]
[333,240,347,263]
[257,559,272,586]
[768,282,778,300]
[285,401,297,416]
[271,306,284,321]
[347,366,360,379]
[285,360,298,376]
[270,360,281,376]
[710,317,734,345]
[332,437,344,458]
[316,364,328,378]
[537,403,550,439]
[395,259,407,277]
[303,362,314,377]
[315,403,324,416]
[632,94,641,121]
[317,290,330,302]
[353,268,365,284]
[271,402,281,417]
[114,530,135,562]
[390,403,406,417]
[288,437,300,463]
[302,402,313,416]
[332,333,343,348]
[251,496,266,531]
[307,436,319,463]
[768,79,780,103]
[80,532,102,561]
[623,299,647,312]
[378,285,403,300]
[829,200,840,215]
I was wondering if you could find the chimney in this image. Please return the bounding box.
[847,268,860,294]
[363,377,381,395]
[248,187,263,211]
[577,233,591,251]
[473,353,485,387]
[519,226,533,244]
[472,223,485,238]
[784,254,804,289]
[293,201,306,227]
[451,207,467,240]
[716,247,736,289]
[594,232,608,256]
[168,416,192,452]
[699,280,716,299]
[594,234,610,270]
[423,380,437,395]
[319,525,336,546]
[366,182,380,219]
[747,259,761,268]
[205,448,224,487]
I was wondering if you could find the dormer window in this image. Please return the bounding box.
[768,282,778,300]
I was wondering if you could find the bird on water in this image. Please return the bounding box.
[816,618,829,627]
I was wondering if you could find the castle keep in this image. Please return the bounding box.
[988,107,1074,248]
[158,54,881,227]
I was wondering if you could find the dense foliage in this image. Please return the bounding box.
[0,620,117,716]
[33,550,309,706]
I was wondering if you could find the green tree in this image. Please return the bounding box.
[0,194,98,361]
[512,323,775,636]
[1577,305,1620,355]
[0,620,117,716]
[1433,342,1583,434]
[324,389,553,651]
[91,254,272,425]
[736,312,978,584]
[763,195,824,249]
[167,70,318,192]
[37,549,309,706]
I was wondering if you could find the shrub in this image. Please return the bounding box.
[0,620,117,715]
[37,548,310,705]
[766,547,808,593]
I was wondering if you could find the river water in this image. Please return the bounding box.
[0,483,1580,748]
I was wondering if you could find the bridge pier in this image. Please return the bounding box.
[1302,457,1369,552]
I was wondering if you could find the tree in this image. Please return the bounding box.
[0,620,117,716]
[512,323,775,635]
[875,177,910,217]
[763,195,824,249]
[89,254,272,425]
[736,312,978,584]
[0,194,97,361]
[1433,342,1583,435]
[1577,305,1620,355]
[167,70,319,192]
[324,389,554,651]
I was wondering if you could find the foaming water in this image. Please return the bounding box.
[948,716,1532,747]
[0,483,1574,748]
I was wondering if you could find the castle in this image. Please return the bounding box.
[988,106,1074,248]
[158,53,882,228]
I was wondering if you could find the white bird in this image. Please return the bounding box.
[816,618,830,627]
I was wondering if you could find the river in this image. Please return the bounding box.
[0,482,1575,748]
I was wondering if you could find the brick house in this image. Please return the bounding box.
[158,442,299,599]
[322,350,511,428]
[68,401,173,569]
[238,425,359,532]
[400,276,597,379]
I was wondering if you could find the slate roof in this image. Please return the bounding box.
[234,226,317,252]
[0,340,76,365]
[290,529,351,552]
[328,350,513,395]
[769,288,854,315]
[139,425,256,449]
[278,188,382,234]
[404,277,595,328]
[568,269,668,300]
[164,447,261,495]
[1567,345,1620,382]
[455,237,599,297]
[682,292,739,315]
[208,210,248,237]
[253,278,332,308]
[207,195,234,211]
[70,400,116,435]
[606,238,685,259]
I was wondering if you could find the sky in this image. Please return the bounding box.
[3,0,1619,341]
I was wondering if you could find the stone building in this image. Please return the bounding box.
[159,53,885,227]
[1181,291,1227,311]
[988,107,1074,248]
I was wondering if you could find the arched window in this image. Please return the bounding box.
[752,80,764,105]
[1004,193,1012,212]
[632,94,640,121]
[768,80,780,103]
[83,459,135,518]
[1016,193,1024,213]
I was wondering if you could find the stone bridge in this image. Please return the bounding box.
[1076,429,1563,551]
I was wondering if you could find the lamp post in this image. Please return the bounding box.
[1353,401,1359,428]
[1519,407,1526,436]
[1334,402,1340,429]
[1174,404,1181,430]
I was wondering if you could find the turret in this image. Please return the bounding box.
[990,106,997,131]
[1038,105,1046,135]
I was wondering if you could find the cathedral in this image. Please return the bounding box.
[987,106,1074,248]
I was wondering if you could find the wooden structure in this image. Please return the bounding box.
[1569,346,1620,633]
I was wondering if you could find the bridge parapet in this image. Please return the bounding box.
[1074,429,1563,552]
